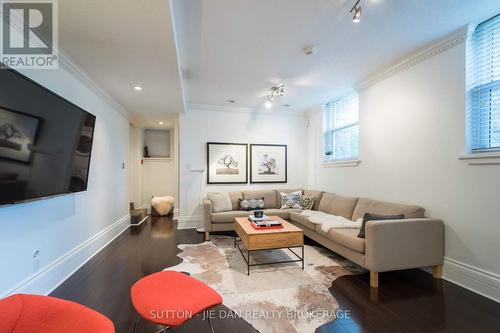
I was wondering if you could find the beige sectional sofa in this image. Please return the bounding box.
[203,189,444,288]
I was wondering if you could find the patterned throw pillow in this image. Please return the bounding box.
[239,197,265,211]
[280,191,302,209]
[300,196,314,210]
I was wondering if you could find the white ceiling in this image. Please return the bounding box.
[59,0,185,120]
[57,1,500,119]
[171,0,500,113]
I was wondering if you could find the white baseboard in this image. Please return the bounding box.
[1,214,130,298]
[177,215,201,229]
[173,208,179,220]
[443,257,500,303]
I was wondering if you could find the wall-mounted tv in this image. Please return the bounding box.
[0,65,96,206]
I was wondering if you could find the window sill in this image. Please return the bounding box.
[458,152,500,165]
[321,159,361,167]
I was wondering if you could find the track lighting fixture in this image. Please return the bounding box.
[264,83,286,109]
[271,84,286,97]
[350,0,361,23]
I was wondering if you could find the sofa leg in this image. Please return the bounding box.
[432,265,443,279]
[370,272,379,288]
[204,231,209,241]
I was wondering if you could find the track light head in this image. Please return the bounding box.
[264,99,273,109]
[350,0,361,23]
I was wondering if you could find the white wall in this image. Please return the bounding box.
[307,41,500,301]
[179,108,308,227]
[0,64,130,296]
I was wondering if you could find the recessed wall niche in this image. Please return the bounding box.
[143,129,171,158]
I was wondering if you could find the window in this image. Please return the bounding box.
[467,14,500,152]
[323,93,359,162]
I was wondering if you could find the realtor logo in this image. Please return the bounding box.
[0,0,58,69]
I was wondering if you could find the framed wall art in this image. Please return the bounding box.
[207,142,248,184]
[250,144,287,183]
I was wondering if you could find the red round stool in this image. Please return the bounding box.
[131,271,222,332]
[0,294,115,333]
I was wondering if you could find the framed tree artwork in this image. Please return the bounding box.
[250,144,287,183]
[207,142,248,184]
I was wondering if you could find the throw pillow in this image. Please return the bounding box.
[300,196,314,210]
[207,192,233,213]
[280,191,302,209]
[358,213,405,239]
[239,197,265,211]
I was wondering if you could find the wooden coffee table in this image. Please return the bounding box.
[234,216,304,275]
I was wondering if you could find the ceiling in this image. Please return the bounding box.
[58,0,185,120]
[171,0,500,113]
[58,1,500,119]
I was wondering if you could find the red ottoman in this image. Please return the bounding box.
[131,271,222,332]
[0,294,114,333]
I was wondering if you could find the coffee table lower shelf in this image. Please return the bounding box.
[234,235,305,275]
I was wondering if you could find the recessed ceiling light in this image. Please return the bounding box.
[265,99,273,109]
[134,86,143,91]
[303,45,316,56]
[159,121,164,125]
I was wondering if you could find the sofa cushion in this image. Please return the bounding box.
[289,211,316,230]
[303,190,324,210]
[243,190,278,209]
[228,191,243,210]
[352,198,425,221]
[211,208,298,223]
[318,194,359,220]
[207,192,232,213]
[263,208,300,220]
[317,228,365,253]
[211,211,250,223]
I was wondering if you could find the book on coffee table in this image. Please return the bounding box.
[250,222,284,230]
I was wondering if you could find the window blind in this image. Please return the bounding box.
[467,14,500,151]
[323,93,359,161]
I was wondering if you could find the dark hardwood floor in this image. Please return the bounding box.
[51,216,500,333]
[50,216,257,333]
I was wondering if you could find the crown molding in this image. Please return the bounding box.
[356,27,468,91]
[187,104,307,117]
[57,50,131,120]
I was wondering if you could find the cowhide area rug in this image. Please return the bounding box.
[165,236,366,333]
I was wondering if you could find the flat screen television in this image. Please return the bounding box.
[0,65,96,206]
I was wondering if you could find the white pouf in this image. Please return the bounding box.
[151,196,175,216]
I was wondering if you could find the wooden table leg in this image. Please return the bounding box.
[370,272,379,288]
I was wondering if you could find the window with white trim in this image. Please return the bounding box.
[467,14,500,152]
[322,93,359,162]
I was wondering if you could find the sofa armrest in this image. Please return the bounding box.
[203,199,213,232]
[365,218,444,273]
